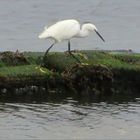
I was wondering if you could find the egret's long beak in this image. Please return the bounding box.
[94,29,105,42]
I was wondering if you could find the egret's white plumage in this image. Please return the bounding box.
[39,19,104,42]
[38,19,105,63]
[39,19,79,42]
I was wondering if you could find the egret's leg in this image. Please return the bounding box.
[44,43,54,56]
[68,41,81,63]
[41,43,54,66]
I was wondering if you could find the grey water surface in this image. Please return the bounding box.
[0,95,140,139]
[0,0,140,52]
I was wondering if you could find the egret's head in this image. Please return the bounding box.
[83,22,105,42]
[82,22,97,31]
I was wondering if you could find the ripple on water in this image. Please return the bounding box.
[0,97,140,139]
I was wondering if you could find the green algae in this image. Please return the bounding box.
[0,50,140,96]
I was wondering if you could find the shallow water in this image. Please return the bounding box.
[0,0,140,52]
[0,95,140,139]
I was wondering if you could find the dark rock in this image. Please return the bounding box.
[62,64,113,95]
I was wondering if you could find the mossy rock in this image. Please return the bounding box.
[62,64,113,95]
[43,52,84,72]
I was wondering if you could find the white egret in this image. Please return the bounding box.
[38,19,105,63]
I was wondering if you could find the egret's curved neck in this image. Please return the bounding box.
[77,25,90,38]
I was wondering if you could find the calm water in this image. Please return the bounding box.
[0,0,140,52]
[0,95,140,139]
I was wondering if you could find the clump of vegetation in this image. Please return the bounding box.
[0,51,29,66]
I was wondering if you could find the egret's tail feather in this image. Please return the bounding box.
[38,27,50,39]
[38,32,50,39]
